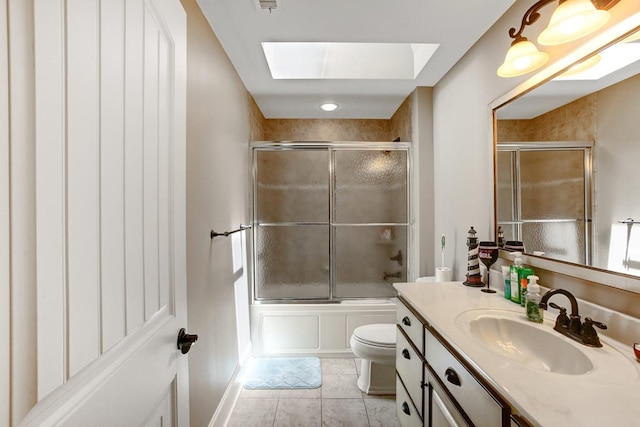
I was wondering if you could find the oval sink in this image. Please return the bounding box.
[468,315,593,375]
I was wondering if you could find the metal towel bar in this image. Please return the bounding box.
[210,224,252,239]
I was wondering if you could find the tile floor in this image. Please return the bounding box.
[227,358,400,427]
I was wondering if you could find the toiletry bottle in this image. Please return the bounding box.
[519,267,535,307]
[510,253,523,304]
[501,265,511,300]
[525,275,543,323]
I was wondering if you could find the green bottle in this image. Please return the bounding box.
[510,253,523,304]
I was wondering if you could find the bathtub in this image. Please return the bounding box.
[250,299,397,357]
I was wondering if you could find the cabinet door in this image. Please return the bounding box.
[430,386,468,427]
[396,375,423,427]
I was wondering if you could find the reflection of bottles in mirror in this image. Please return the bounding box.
[497,226,505,248]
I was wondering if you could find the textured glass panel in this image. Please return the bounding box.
[520,150,585,220]
[334,150,407,224]
[496,151,516,223]
[256,150,328,223]
[334,225,406,298]
[255,225,329,299]
[522,221,586,264]
[498,223,518,242]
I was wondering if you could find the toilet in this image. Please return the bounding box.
[350,323,396,395]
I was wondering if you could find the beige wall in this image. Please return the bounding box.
[497,94,597,142]
[596,73,640,273]
[182,1,252,425]
[390,93,413,142]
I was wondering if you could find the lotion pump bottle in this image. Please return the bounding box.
[525,275,543,323]
[510,252,523,304]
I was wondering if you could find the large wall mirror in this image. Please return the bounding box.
[494,26,640,285]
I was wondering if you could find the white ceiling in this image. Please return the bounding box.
[196,0,517,119]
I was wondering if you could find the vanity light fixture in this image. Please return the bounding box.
[320,103,338,112]
[498,0,618,78]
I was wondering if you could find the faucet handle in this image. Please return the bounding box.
[549,302,569,328]
[583,317,607,331]
[581,318,607,347]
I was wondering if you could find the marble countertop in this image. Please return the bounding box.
[394,281,640,427]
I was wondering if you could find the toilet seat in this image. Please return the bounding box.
[352,324,396,348]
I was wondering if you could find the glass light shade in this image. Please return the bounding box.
[497,39,550,77]
[537,0,610,46]
[623,31,640,43]
[559,53,601,77]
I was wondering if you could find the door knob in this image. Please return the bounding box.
[177,328,198,354]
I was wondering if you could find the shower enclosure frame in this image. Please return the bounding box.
[497,141,593,266]
[250,141,414,304]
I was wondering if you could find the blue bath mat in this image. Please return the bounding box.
[243,357,322,390]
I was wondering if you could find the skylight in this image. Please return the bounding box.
[261,42,439,80]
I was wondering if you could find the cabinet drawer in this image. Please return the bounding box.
[396,375,423,427]
[397,299,424,352]
[425,327,506,426]
[396,327,424,417]
[429,374,468,427]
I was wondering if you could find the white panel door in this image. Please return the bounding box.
[23,0,189,425]
[0,0,10,425]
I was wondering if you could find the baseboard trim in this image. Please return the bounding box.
[207,343,252,427]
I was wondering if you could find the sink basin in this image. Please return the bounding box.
[468,315,593,375]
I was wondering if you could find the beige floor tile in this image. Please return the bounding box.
[274,398,321,427]
[364,396,400,427]
[279,386,322,399]
[322,398,369,427]
[321,358,357,375]
[227,398,278,427]
[321,374,363,399]
[240,387,281,399]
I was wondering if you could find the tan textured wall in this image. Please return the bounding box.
[249,95,266,141]
[497,94,597,142]
[263,118,392,142]
[390,93,413,142]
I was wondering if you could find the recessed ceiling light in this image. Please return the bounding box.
[261,42,439,80]
[320,103,338,112]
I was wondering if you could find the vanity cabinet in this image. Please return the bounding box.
[396,296,516,427]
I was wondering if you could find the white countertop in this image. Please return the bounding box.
[394,281,640,427]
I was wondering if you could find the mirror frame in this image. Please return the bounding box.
[490,16,640,295]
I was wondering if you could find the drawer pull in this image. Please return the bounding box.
[402,348,411,359]
[401,401,411,415]
[445,367,461,386]
[402,316,411,326]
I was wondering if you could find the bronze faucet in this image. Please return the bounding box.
[539,288,607,347]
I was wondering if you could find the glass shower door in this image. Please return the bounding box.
[254,149,330,300]
[333,150,408,298]
[253,145,410,301]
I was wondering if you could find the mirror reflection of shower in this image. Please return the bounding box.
[252,143,410,302]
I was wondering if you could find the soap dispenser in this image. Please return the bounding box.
[525,275,543,323]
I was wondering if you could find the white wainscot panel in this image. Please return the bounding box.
[262,315,320,352]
